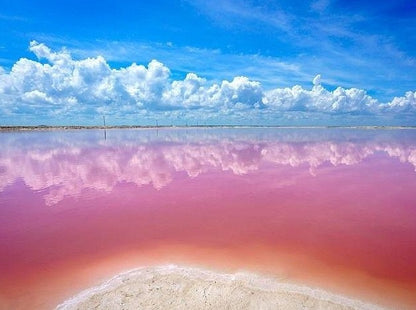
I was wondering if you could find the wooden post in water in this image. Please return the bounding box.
[103,116,107,140]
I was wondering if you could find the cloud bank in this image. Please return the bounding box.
[0,41,415,124]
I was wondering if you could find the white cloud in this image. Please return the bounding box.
[385,91,416,113]
[21,90,54,105]
[263,84,378,113]
[312,74,321,86]
[0,41,415,121]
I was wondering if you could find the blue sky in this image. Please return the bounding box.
[0,0,415,125]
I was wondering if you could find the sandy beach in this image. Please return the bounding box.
[56,265,383,310]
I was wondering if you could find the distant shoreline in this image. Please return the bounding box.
[1,125,416,132]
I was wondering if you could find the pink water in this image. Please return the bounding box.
[1,128,416,309]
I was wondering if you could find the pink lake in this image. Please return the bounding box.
[1,128,416,309]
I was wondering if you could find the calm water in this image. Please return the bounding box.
[1,128,416,309]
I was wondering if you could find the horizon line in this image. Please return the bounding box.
[1,125,416,132]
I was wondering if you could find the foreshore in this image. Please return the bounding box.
[56,265,383,310]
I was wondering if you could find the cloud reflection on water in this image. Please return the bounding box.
[1,129,416,205]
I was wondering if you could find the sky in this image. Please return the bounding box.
[0,0,415,125]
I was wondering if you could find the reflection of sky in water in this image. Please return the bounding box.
[1,128,416,308]
[1,128,416,206]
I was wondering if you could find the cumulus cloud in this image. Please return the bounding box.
[385,91,416,113]
[263,84,379,113]
[0,41,415,121]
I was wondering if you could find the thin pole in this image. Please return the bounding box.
[103,116,107,140]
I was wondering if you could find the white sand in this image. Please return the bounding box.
[56,265,384,310]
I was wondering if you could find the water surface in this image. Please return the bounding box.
[1,128,416,309]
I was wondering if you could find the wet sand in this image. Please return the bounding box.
[56,265,382,310]
[1,242,415,309]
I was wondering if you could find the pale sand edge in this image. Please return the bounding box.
[55,265,386,310]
